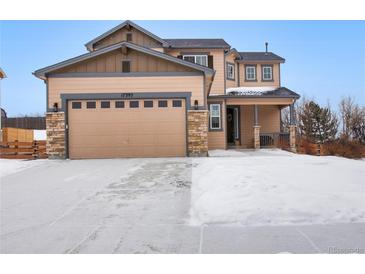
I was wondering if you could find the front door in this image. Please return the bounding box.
[227,106,240,145]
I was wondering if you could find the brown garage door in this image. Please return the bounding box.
[67,98,186,159]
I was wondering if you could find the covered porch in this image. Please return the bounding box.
[207,87,299,151]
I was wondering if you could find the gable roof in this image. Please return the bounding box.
[238,52,285,62]
[85,20,169,51]
[164,39,230,49]
[33,42,215,79]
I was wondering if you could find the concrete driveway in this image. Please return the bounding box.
[1,155,364,253]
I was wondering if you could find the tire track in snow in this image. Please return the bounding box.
[295,227,322,253]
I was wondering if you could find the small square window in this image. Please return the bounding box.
[115,101,125,108]
[72,102,82,109]
[122,61,131,73]
[172,100,182,107]
[158,100,168,108]
[101,101,110,108]
[130,101,139,108]
[86,101,96,109]
[144,101,153,108]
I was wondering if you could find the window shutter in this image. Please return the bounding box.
[177,55,183,59]
[208,55,214,69]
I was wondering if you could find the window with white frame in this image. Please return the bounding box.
[227,63,235,80]
[245,65,256,80]
[183,55,208,67]
[209,104,221,129]
[262,65,273,81]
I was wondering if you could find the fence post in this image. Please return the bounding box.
[14,140,19,156]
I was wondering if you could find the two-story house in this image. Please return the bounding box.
[34,20,299,159]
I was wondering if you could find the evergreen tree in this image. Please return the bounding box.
[299,100,338,143]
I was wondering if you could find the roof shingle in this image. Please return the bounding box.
[238,52,285,62]
[164,39,230,49]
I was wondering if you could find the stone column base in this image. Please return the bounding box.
[289,125,297,152]
[46,112,66,159]
[187,110,208,157]
[253,125,260,149]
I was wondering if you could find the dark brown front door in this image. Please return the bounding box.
[227,106,240,145]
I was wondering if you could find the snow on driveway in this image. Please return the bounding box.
[1,150,364,253]
[190,149,365,226]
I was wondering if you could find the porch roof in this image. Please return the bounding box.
[210,87,300,99]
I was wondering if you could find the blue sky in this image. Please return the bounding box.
[1,20,364,116]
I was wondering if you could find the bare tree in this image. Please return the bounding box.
[338,96,365,142]
[339,96,355,139]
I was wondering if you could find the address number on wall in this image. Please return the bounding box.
[120,93,134,98]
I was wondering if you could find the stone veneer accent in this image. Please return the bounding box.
[289,125,297,152]
[46,112,66,159]
[253,125,261,149]
[187,110,208,157]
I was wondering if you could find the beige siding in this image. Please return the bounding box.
[48,76,204,109]
[240,105,281,148]
[225,53,238,89]
[226,97,294,106]
[238,62,281,87]
[54,49,194,74]
[167,48,225,95]
[68,99,186,159]
[93,27,163,50]
[259,105,281,133]
[207,99,226,150]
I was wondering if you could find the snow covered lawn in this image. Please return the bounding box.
[0,159,47,178]
[191,149,365,226]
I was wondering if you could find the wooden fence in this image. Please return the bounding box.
[0,140,47,159]
[2,127,34,142]
[1,116,46,130]
[296,138,329,156]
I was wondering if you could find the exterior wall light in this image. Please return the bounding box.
[194,100,199,110]
[53,103,59,112]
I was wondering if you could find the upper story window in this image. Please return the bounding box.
[245,65,256,81]
[209,104,221,130]
[226,63,235,80]
[183,55,208,67]
[262,65,273,81]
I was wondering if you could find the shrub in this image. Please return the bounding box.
[323,139,365,159]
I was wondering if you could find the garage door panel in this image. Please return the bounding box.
[70,123,185,136]
[70,133,186,147]
[68,99,186,158]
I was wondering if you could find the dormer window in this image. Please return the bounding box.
[262,65,273,81]
[245,65,257,81]
[126,33,132,42]
[183,55,208,67]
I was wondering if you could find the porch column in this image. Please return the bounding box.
[289,103,297,152]
[253,104,260,149]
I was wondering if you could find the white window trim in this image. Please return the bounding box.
[227,63,235,80]
[209,104,221,130]
[262,65,273,81]
[183,55,208,67]
[245,66,256,80]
